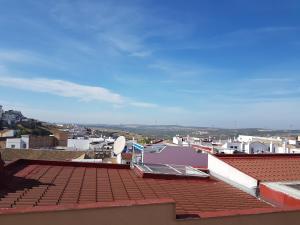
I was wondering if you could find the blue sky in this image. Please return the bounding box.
[0,0,300,129]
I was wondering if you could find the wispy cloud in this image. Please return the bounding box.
[0,49,68,71]
[208,26,300,48]
[130,102,158,108]
[0,49,40,64]
[48,1,194,58]
[176,26,300,50]
[49,1,154,58]
[149,61,229,79]
[0,75,161,108]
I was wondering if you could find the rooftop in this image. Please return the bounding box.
[143,146,208,168]
[0,149,89,162]
[0,159,271,217]
[217,154,300,182]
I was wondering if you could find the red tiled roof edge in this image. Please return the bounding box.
[216,154,300,159]
[260,183,300,207]
[196,206,300,219]
[4,159,131,170]
[0,198,176,215]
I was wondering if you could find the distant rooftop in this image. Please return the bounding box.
[0,149,89,162]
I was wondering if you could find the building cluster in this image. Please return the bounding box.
[173,134,300,155]
[67,136,115,151]
[0,105,25,126]
[0,129,69,150]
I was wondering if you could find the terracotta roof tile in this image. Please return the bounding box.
[0,159,271,216]
[217,154,300,182]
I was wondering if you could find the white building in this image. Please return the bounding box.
[172,136,189,146]
[237,135,282,143]
[67,137,111,150]
[67,139,90,150]
[222,142,242,151]
[218,135,288,154]
[6,135,29,149]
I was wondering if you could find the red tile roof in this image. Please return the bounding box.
[217,154,300,182]
[0,159,271,216]
[121,153,132,160]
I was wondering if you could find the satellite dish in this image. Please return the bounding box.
[113,136,126,155]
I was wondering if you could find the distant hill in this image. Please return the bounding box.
[83,124,300,140]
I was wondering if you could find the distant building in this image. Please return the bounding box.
[5,135,57,149]
[1,109,24,125]
[6,135,29,149]
[0,138,6,149]
[67,138,90,150]
[52,130,69,147]
[216,135,289,154]
[0,105,3,119]
[0,129,16,138]
[172,135,189,146]
[28,135,57,149]
[67,137,108,150]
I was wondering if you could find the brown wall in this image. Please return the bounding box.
[0,141,5,149]
[1,201,300,225]
[29,136,58,149]
[52,131,68,147]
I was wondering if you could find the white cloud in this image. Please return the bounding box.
[0,75,161,108]
[130,102,158,108]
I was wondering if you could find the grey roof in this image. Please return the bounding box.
[143,146,208,167]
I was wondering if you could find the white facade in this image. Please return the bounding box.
[288,139,297,145]
[173,136,181,145]
[172,136,189,146]
[6,135,29,149]
[89,137,104,143]
[218,135,287,154]
[208,154,258,195]
[67,139,90,150]
[237,135,282,143]
[67,137,113,150]
[104,137,115,143]
[221,142,242,152]
[0,130,16,137]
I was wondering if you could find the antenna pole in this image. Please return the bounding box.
[131,144,135,168]
[141,145,144,164]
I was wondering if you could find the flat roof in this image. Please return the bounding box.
[0,159,271,217]
[0,149,89,161]
[136,163,209,179]
[217,154,300,182]
[144,146,208,167]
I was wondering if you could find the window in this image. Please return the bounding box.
[11,144,15,149]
